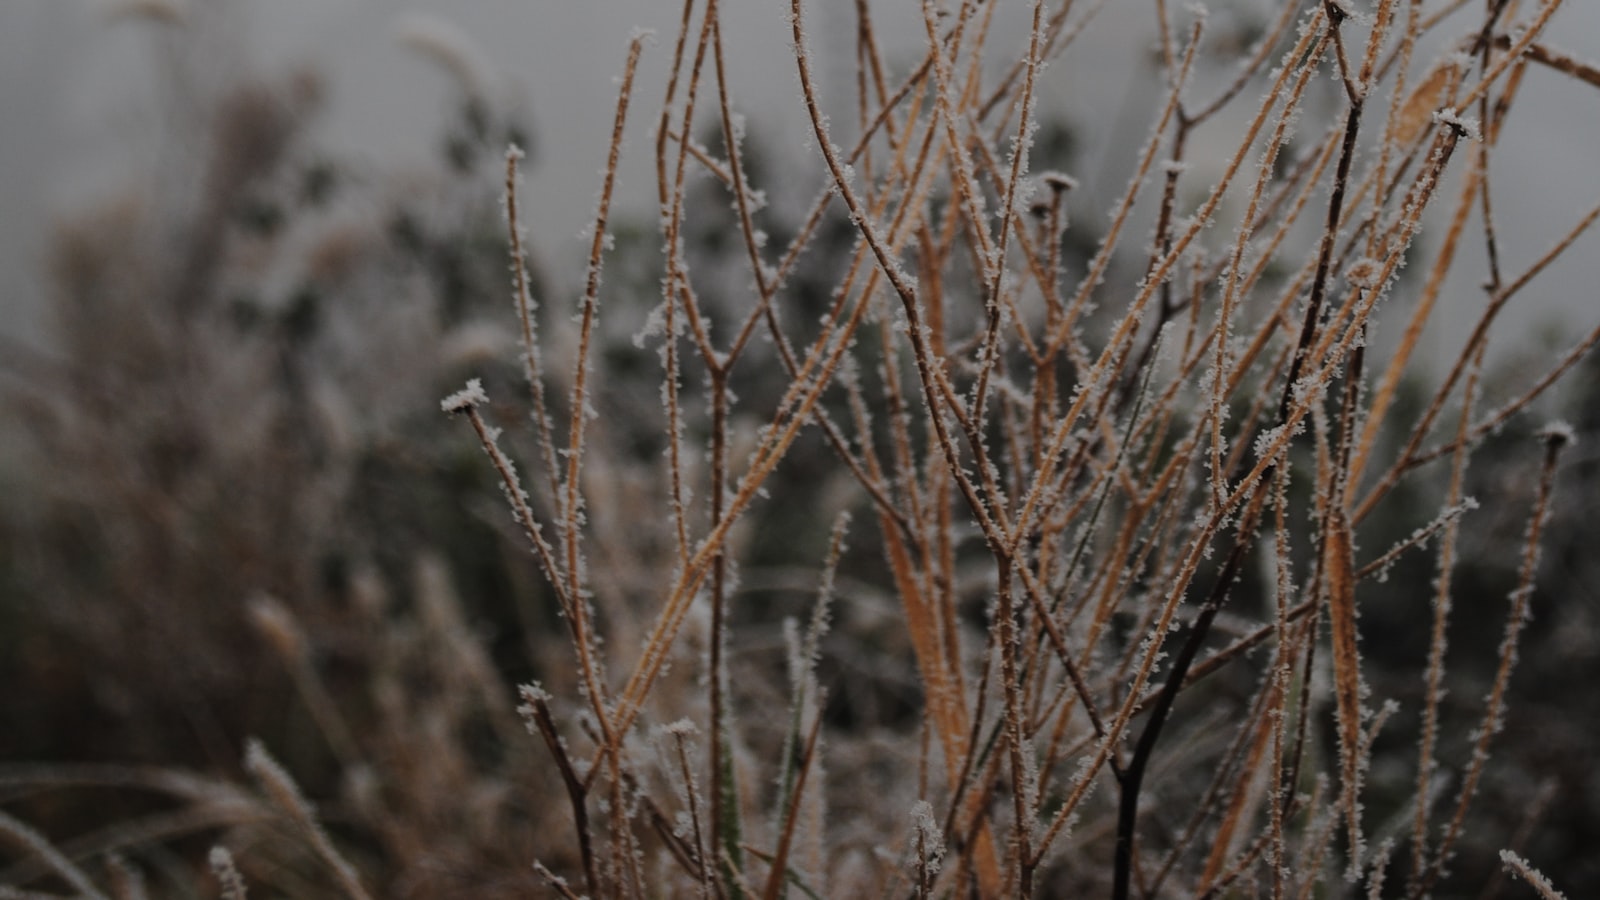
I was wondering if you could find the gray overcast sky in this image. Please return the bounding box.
[4,1,1599,370]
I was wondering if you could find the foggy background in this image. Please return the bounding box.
[3,0,1598,363]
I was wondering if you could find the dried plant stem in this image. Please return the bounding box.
[519,686,599,898]
[1015,11,1327,551]
[1413,428,1571,898]
[407,0,1600,894]
[0,811,111,900]
[563,33,645,612]
[1356,195,1600,523]
[244,741,371,900]
[1497,36,1600,89]
[1409,338,1483,888]
[534,861,588,900]
[453,402,611,747]
[503,148,562,501]
[1499,850,1570,900]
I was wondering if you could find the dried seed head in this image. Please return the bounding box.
[1041,171,1078,193]
[246,594,306,661]
[1537,420,1576,449]
[440,378,489,414]
[209,846,249,900]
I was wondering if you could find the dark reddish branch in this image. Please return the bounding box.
[522,690,598,898]
[1116,33,1368,893]
[1112,497,1264,900]
[1278,99,1363,428]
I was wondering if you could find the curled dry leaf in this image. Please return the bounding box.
[1394,57,1463,148]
